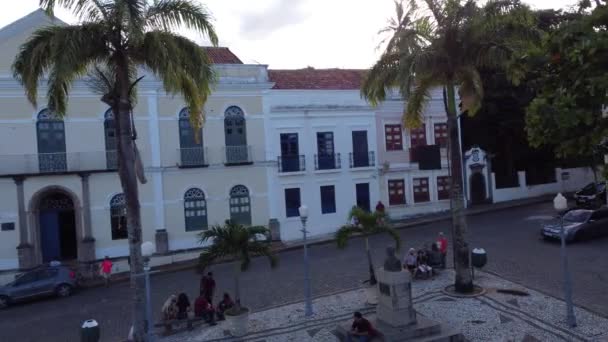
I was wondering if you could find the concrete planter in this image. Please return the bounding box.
[225,308,250,337]
[365,284,378,305]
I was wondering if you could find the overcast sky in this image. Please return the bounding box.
[0,0,578,69]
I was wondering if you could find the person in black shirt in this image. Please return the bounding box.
[176,293,191,320]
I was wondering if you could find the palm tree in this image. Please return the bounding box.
[198,220,278,314]
[335,206,401,285]
[362,0,537,293]
[13,1,218,339]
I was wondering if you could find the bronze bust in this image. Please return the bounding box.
[383,246,402,272]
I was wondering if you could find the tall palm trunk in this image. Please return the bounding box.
[233,263,242,313]
[116,57,146,341]
[445,83,474,293]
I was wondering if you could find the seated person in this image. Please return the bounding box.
[194,295,216,324]
[427,242,443,268]
[176,293,191,320]
[347,311,377,342]
[404,248,417,274]
[216,293,235,321]
[416,249,432,279]
[161,295,178,334]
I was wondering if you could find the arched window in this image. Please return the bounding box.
[104,109,118,170]
[178,108,205,166]
[37,109,67,172]
[224,106,249,164]
[229,185,251,225]
[184,188,208,231]
[110,194,127,240]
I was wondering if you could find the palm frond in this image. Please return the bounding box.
[12,23,109,114]
[404,74,436,128]
[135,30,215,130]
[456,66,483,115]
[335,225,364,249]
[372,225,402,250]
[39,0,110,21]
[247,241,279,269]
[198,244,228,272]
[145,0,218,45]
[361,52,401,106]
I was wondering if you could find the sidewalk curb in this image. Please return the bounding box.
[83,196,552,289]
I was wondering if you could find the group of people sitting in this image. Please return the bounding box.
[160,272,235,330]
[403,232,448,279]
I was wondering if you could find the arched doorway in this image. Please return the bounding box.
[38,192,77,262]
[470,173,486,205]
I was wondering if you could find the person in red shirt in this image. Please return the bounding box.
[437,232,448,269]
[347,311,377,342]
[194,295,217,325]
[99,256,113,287]
[200,272,216,303]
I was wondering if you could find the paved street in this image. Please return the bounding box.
[1,201,607,342]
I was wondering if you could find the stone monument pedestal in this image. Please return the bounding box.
[335,266,463,341]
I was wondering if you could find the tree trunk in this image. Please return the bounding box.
[445,83,474,293]
[234,263,242,312]
[116,58,147,341]
[365,237,377,285]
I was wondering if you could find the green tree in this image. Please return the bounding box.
[362,0,537,293]
[13,1,218,340]
[198,220,278,314]
[335,206,401,285]
[522,2,608,164]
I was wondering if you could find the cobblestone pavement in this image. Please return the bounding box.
[1,202,607,342]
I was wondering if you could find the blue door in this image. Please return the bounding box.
[40,211,61,263]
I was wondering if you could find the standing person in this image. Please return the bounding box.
[404,248,417,275]
[374,201,386,226]
[437,232,448,269]
[200,272,216,303]
[346,311,377,342]
[99,256,113,287]
[176,293,191,320]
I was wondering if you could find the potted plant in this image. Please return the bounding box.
[198,220,278,336]
[335,206,401,304]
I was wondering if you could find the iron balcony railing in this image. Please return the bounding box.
[278,155,306,173]
[177,147,208,167]
[314,153,341,170]
[0,151,118,176]
[349,151,375,168]
[223,145,253,165]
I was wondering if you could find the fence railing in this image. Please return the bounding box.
[177,147,208,167]
[0,151,117,176]
[349,151,375,168]
[278,155,306,173]
[223,145,253,165]
[314,153,341,170]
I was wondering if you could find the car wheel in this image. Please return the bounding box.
[56,284,72,298]
[0,295,10,309]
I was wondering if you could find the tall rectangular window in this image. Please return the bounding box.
[410,125,427,147]
[384,124,403,151]
[434,123,448,147]
[413,177,430,203]
[320,185,336,214]
[388,179,406,205]
[284,188,301,217]
[437,176,451,200]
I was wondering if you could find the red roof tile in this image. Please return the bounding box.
[203,47,243,64]
[269,68,366,90]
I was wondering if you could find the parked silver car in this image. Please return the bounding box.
[541,208,608,242]
[0,265,78,309]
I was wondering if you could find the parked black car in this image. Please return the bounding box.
[574,182,606,208]
[0,265,78,309]
[541,208,608,242]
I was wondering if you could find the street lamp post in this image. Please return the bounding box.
[553,193,577,328]
[141,241,155,341]
[299,205,313,317]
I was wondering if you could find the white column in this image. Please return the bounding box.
[147,95,165,231]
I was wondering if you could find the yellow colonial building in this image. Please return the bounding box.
[0,10,271,272]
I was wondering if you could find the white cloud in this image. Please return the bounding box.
[0,0,581,69]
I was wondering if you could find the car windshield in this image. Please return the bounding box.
[563,210,591,223]
[580,183,597,195]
